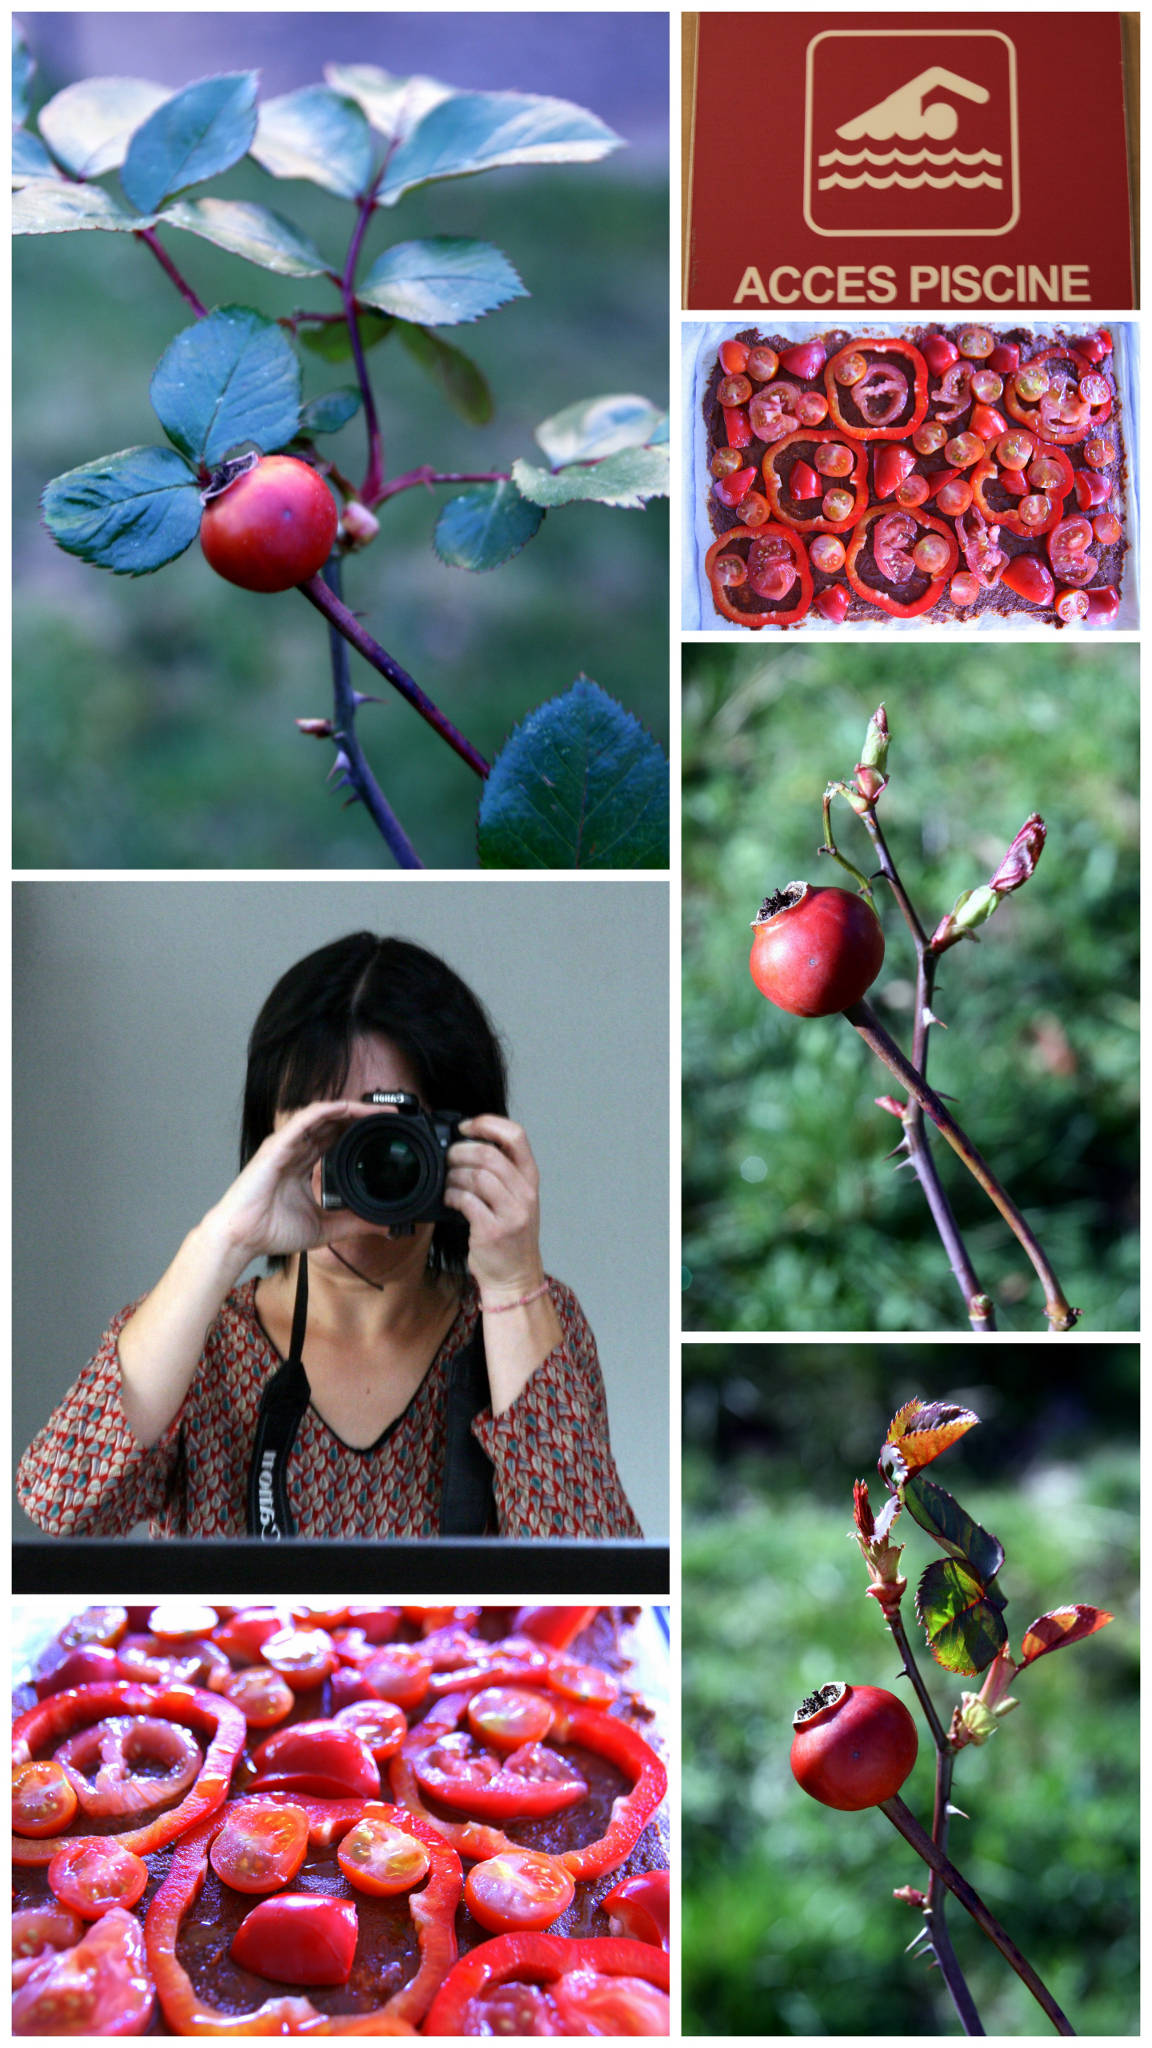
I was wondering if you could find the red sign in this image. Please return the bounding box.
[685,13,1135,310]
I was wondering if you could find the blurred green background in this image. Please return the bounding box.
[682,642,1138,1332]
[683,1342,1139,2036]
[14,21,668,868]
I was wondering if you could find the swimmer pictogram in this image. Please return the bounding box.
[805,32,1019,237]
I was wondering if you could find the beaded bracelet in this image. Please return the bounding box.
[480,1280,551,1314]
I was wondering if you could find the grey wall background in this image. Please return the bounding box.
[13,878,670,1540]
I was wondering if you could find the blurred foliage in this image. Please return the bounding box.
[683,1343,1139,2036]
[14,66,667,868]
[682,642,1138,1331]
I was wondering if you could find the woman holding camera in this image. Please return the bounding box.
[17,933,642,1540]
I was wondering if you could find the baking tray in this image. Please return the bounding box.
[681,317,1139,631]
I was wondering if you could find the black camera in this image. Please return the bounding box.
[320,1092,464,1230]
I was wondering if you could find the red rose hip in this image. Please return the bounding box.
[200,455,338,594]
[791,1682,918,1810]
[750,882,884,1017]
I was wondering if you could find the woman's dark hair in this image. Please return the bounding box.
[242,933,508,1272]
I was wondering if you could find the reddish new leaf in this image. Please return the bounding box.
[881,1399,979,1484]
[1019,1606,1114,1666]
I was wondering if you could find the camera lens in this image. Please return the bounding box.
[350,1127,423,1204]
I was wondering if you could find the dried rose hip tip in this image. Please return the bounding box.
[752,880,807,925]
[790,1681,918,1810]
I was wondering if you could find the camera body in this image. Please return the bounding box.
[320,1091,465,1230]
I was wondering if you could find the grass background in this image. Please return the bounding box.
[682,1342,1139,2037]
[682,641,1139,1333]
[14,26,668,868]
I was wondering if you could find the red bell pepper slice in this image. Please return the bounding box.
[390,1693,666,1880]
[704,524,813,630]
[969,442,1072,539]
[12,1681,247,1866]
[422,1932,670,2037]
[1002,346,1107,444]
[823,339,929,441]
[845,505,957,618]
[145,1793,460,2034]
[760,431,868,532]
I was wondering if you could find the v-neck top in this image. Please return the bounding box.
[16,1276,643,1539]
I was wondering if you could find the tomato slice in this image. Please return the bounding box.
[12,1906,156,2036]
[211,1607,285,1665]
[332,1698,408,1762]
[465,1850,576,1933]
[230,1894,358,1988]
[422,1933,670,2038]
[337,1813,431,1896]
[208,1800,310,1895]
[216,1665,295,1728]
[363,1643,433,1710]
[248,1721,380,1800]
[12,1904,85,1988]
[413,1732,588,1820]
[48,1838,150,1920]
[467,1686,555,1751]
[58,1607,129,1651]
[512,1607,599,1651]
[13,1758,79,1837]
[259,1628,335,1691]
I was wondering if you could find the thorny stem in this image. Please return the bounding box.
[297,574,490,781]
[843,998,1080,1331]
[879,1795,1076,2035]
[340,197,386,506]
[313,557,423,867]
[857,804,996,1334]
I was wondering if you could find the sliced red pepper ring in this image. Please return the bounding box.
[12,1681,247,1866]
[390,1692,667,1881]
[704,524,813,630]
[423,1932,670,2037]
[144,1794,461,2035]
[845,505,957,618]
[823,339,929,441]
[761,431,868,532]
[969,441,1073,539]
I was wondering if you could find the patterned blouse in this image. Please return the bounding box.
[16,1277,643,1540]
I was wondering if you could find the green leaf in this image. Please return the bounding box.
[359,237,526,327]
[159,197,330,277]
[535,394,666,466]
[150,307,301,468]
[120,72,259,214]
[300,312,394,364]
[13,180,151,234]
[915,1558,1009,1676]
[298,388,361,435]
[13,132,63,183]
[396,324,492,425]
[37,75,170,179]
[41,445,202,575]
[13,20,34,126]
[378,89,623,205]
[323,62,455,146]
[434,481,544,571]
[478,679,669,869]
[903,1473,1004,1584]
[512,445,669,510]
[251,85,377,199]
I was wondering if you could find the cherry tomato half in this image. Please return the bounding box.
[11,1907,155,2036]
[12,1759,79,1838]
[208,1801,310,1895]
[465,1849,576,1933]
[48,1839,150,1921]
[333,1698,408,1762]
[337,1814,431,1897]
[229,1893,359,1987]
[467,1687,555,1752]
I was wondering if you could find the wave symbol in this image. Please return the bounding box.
[817,169,1003,192]
[817,146,1002,169]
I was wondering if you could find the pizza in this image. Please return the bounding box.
[697,321,1128,630]
[12,1602,669,2035]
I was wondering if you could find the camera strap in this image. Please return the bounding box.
[246,1255,496,1540]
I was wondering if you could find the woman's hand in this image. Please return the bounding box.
[208,1100,377,1265]
[445,1115,547,1301]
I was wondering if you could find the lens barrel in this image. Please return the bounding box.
[322,1112,445,1224]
